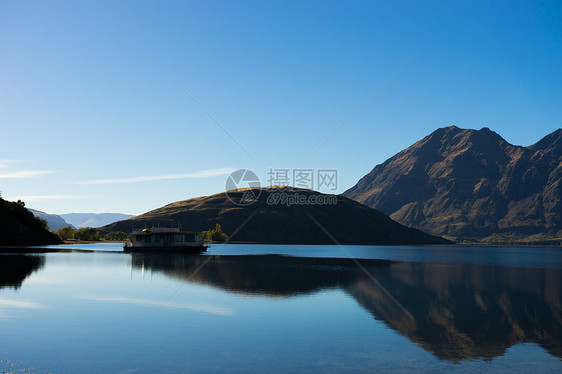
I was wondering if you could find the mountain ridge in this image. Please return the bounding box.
[28,209,75,231]
[343,126,562,243]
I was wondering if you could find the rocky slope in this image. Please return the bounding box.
[343,126,562,243]
[101,187,450,245]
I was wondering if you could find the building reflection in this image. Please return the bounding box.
[131,253,562,362]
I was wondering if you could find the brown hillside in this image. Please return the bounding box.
[343,126,562,243]
[100,187,450,245]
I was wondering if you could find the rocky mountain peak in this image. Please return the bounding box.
[343,126,562,243]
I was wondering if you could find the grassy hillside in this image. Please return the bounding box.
[101,187,451,245]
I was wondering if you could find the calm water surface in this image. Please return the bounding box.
[1,244,561,373]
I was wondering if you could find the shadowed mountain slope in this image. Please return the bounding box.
[0,198,62,245]
[100,187,450,245]
[343,126,562,243]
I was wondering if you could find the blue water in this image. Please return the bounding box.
[1,244,561,373]
[35,242,562,268]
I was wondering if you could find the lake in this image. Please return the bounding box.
[1,243,561,373]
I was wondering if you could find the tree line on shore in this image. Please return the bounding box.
[54,226,124,241]
[54,224,228,242]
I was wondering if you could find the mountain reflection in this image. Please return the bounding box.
[131,253,562,362]
[0,254,45,290]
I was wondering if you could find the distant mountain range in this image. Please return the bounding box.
[28,210,134,229]
[344,126,562,243]
[101,187,450,245]
[60,213,135,228]
[28,209,75,231]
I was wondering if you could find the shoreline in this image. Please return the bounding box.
[1,242,560,252]
[62,239,126,244]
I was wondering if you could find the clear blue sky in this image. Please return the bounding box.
[1,0,561,215]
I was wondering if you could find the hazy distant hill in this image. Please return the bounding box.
[60,213,134,228]
[343,126,562,243]
[100,187,450,245]
[0,199,62,245]
[28,209,74,231]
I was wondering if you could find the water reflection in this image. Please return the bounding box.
[0,254,45,290]
[348,262,562,362]
[132,253,562,363]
